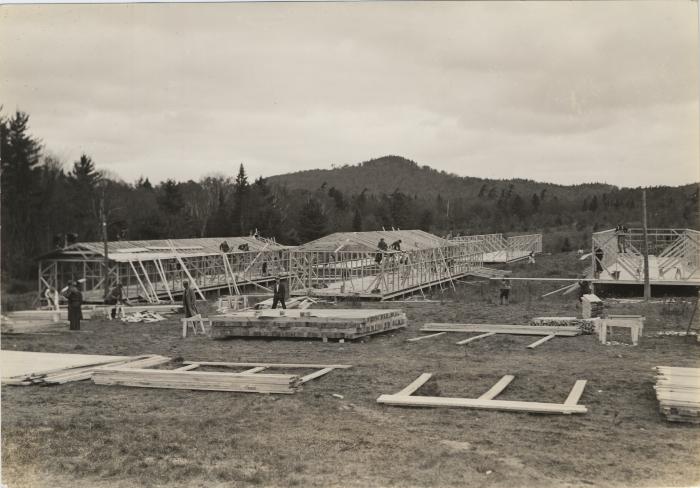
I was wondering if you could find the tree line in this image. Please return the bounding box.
[2,109,698,281]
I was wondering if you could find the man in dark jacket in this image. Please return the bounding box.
[375,238,388,264]
[105,283,129,319]
[63,281,83,330]
[272,277,286,309]
[182,281,199,318]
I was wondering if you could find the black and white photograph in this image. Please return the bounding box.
[0,1,699,487]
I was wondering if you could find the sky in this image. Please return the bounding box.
[1,1,698,187]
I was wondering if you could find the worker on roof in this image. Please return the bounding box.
[375,238,388,264]
[219,240,230,253]
[390,239,402,251]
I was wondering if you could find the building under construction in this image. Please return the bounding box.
[449,233,542,263]
[591,228,700,288]
[37,237,291,304]
[288,230,505,300]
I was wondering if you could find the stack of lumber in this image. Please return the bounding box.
[421,323,581,336]
[92,368,302,393]
[122,311,166,323]
[581,294,604,319]
[3,353,171,386]
[529,317,599,334]
[210,309,407,340]
[654,366,700,423]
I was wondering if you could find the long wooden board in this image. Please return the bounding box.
[377,394,587,414]
[421,323,580,336]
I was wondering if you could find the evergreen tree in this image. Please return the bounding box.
[0,111,43,276]
[352,207,363,231]
[233,164,249,234]
[298,198,327,242]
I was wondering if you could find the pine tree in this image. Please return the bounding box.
[233,164,249,235]
[298,198,327,242]
[352,207,363,231]
[0,111,43,276]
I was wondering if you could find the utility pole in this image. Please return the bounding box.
[101,189,110,300]
[642,189,651,300]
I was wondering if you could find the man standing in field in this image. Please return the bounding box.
[272,276,286,309]
[499,278,511,305]
[182,281,199,318]
[63,280,83,330]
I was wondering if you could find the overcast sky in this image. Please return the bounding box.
[1,2,698,187]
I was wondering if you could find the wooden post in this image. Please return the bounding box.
[101,192,110,300]
[642,190,651,300]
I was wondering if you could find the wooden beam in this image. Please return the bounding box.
[240,366,267,374]
[394,373,432,397]
[376,394,587,414]
[181,361,352,369]
[478,375,514,400]
[455,332,496,345]
[299,367,336,384]
[564,380,588,406]
[406,332,446,342]
[422,323,580,336]
[526,334,555,349]
[174,364,200,371]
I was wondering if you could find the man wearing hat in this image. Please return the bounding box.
[272,276,286,309]
[63,280,83,330]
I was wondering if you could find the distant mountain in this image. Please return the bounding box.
[266,155,616,201]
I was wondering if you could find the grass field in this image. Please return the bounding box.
[2,253,699,487]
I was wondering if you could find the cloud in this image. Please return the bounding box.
[0,1,697,186]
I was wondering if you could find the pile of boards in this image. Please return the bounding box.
[654,366,700,423]
[209,309,407,341]
[3,352,171,386]
[92,367,302,393]
[581,294,604,319]
[122,311,166,323]
[529,317,599,334]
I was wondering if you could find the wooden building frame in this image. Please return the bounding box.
[591,228,700,287]
[450,233,542,263]
[288,230,499,300]
[37,236,292,304]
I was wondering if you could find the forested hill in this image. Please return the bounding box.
[2,109,698,282]
[266,155,616,201]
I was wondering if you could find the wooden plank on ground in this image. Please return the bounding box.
[376,394,587,414]
[421,323,580,336]
[299,367,335,384]
[182,361,352,369]
[456,332,496,345]
[564,380,588,406]
[240,366,267,374]
[478,375,514,400]
[526,334,555,349]
[174,364,201,371]
[406,332,445,342]
[394,373,432,397]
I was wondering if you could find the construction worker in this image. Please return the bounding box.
[105,283,129,319]
[272,276,286,309]
[499,278,511,305]
[390,239,402,251]
[219,240,230,253]
[63,280,83,330]
[375,238,388,264]
[182,281,199,318]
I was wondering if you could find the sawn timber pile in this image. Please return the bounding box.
[209,309,407,340]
